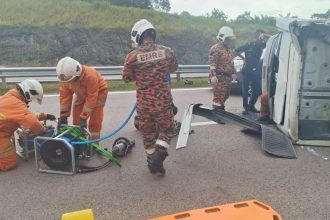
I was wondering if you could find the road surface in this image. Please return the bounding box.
[0,88,329,220]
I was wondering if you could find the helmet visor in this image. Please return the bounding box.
[58,74,74,82]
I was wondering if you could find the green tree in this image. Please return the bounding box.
[210,8,228,21]
[253,15,276,26]
[108,0,152,9]
[108,0,171,11]
[236,11,253,23]
[153,0,171,12]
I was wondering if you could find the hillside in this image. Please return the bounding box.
[0,0,277,66]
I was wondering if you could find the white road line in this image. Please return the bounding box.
[44,87,211,97]
[191,121,218,127]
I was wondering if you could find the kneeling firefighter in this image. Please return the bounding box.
[56,57,108,141]
[0,79,56,171]
[123,19,178,175]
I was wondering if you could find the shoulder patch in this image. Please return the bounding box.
[0,113,6,120]
[137,50,166,63]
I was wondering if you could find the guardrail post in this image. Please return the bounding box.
[176,72,181,82]
[0,71,7,89]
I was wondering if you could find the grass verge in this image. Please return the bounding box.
[0,77,211,96]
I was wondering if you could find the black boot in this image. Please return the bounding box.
[242,107,249,115]
[147,147,168,175]
[248,106,260,113]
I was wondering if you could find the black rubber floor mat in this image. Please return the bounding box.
[238,112,259,121]
[192,104,261,133]
[212,107,261,133]
[240,128,262,136]
[261,124,297,159]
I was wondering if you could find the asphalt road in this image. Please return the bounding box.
[0,88,329,220]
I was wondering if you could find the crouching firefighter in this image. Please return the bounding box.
[123,19,178,175]
[56,57,109,141]
[0,79,56,171]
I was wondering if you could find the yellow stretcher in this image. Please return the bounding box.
[150,200,282,220]
[61,200,282,220]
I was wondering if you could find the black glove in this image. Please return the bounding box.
[172,103,178,116]
[79,118,87,132]
[57,117,68,128]
[46,114,56,121]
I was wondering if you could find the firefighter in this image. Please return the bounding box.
[257,92,272,123]
[209,26,237,110]
[0,79,56,171]
[122,19,178,175]
[56,57,108,141]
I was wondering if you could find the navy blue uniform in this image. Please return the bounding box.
[235,42,266,109]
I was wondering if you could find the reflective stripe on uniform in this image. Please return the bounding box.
[83,106,93,113]
[0,145,15,158]
[73,99,84,105]
[60,104,70,111]
[0,113,7,120]
[145,148,156,155]
[90,132,100,137]
[96,97,106,106]
[155,139,170,149]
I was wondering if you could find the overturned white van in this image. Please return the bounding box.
[262,18,330,146]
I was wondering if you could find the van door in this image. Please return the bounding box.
[261,34,281,119]
[273,32,292,124]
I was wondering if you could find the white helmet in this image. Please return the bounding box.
[217,26,236,41]
[16,79,43,104]
[131,19,156,45]
[56,57,82,82]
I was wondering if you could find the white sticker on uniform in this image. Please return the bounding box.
[137,50,166,63]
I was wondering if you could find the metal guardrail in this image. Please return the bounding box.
[0,65,212,88]
[0,63,243,88]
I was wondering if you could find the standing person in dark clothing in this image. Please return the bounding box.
[235,30,267,114]
[122,19,178,175]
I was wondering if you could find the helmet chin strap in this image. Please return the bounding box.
[16,85,29,104]
[73,76,80,82]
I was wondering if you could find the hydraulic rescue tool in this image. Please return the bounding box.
[112,137,135,158]
[34,125,122,175]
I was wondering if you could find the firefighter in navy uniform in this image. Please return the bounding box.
[122,19,178,175]
[209,26,237,110]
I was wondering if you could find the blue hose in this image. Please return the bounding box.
[71,103,137,145]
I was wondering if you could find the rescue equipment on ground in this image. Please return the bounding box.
[61,209,95,220]
[35,125,121,175]
[112,137,135,158]
[33,104,137,175]
[150,200,282,220]
[60,200,282,220]
[14,121,54,161]
[70,103,137,145]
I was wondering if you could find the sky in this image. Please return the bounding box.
[170,0,329,19]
